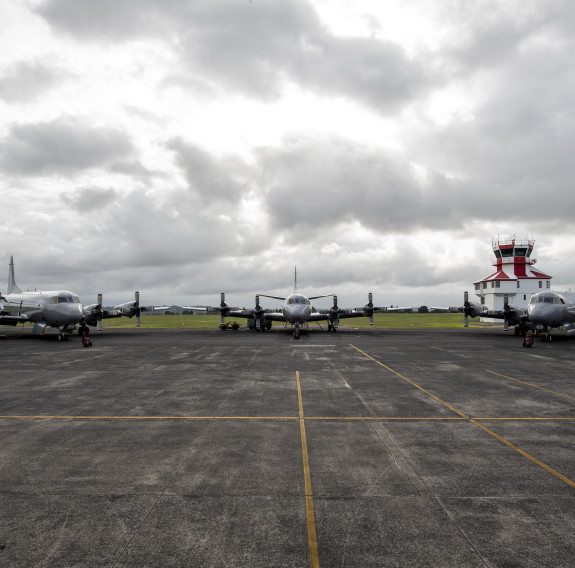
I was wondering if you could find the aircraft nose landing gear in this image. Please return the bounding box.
[294,325,301,340]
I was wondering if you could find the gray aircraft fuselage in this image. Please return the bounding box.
[282,294,313,326]
[527,290,575,333]
[2,290,84,328]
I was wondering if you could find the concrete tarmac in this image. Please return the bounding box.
[1,325,575,567]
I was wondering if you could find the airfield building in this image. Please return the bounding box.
[474,238,552,312]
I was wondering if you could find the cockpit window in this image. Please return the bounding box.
[530,295,564,305]
[287,295,309,305]
[58,294,75,303]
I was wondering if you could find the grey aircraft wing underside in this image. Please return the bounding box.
[0,313,32,325]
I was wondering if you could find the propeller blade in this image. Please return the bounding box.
[254,294,265,330]
[220,292,227,325]
[135,291,141,327]
[463,291,469,327]
[368,293,374,325]
[96,293,103,332]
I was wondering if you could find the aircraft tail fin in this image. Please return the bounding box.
[8,256,22,294]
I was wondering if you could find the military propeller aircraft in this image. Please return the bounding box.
[0,257,156,340]
[463,289,575,341]
[527,290,575,341]
[218,273,382,340]
[218,291,380,339]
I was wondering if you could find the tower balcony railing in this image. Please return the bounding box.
[492,256,536,266]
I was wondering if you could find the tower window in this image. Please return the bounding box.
[547,281,550,288]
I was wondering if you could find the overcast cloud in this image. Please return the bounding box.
[1,0,575,310]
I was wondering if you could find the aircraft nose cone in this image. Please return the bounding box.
[51,303,83,325]
[529,304,561,325]
[285,304,311,324]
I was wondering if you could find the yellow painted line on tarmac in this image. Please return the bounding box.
[486,370,575,402]
[306,416,466,420]
[3,414,574,422]
[0,415,299,420]
[296,371,320,568]
[474,417,575,421]
[349,344,468,418]
[351,345,575,490]
[470,419,575,489]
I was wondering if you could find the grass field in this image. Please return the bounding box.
[101,312,495,329]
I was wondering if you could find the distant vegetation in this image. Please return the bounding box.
[101,313,495,330]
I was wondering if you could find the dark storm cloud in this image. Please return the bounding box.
[37,0,430,112]
[257,137,468,237]
[35,0,180,40]
[62,187,119,212]
[256,130,575,240]
[110,161,164,181]
[291,35,428,112]
[60,186,269,273]
[0,61,69,103]
[166,138,250,205]
[413,47,575,228]
[0,116,136,175]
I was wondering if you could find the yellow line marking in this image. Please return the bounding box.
[306,416,466,421]
[470,419,575,489]
[473,417,575,421]
[297,371,320,568]
[349,344,468,418]
[0,415,299,420]
[2,415,575,422]
[351,345,575,490]
[486,370,575,402]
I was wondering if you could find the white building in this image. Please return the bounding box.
[474,238,552,312]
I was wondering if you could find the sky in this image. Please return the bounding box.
[1,0,575,311]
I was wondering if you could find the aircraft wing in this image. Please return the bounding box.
[226,308,284,321]
[0,313,31,325]
[261,311,286,322]
[312,308,374,322]
[462,292,528,329]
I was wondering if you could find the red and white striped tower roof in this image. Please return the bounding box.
[474,238,551,285]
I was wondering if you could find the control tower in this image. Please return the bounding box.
[473,238,552,311]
